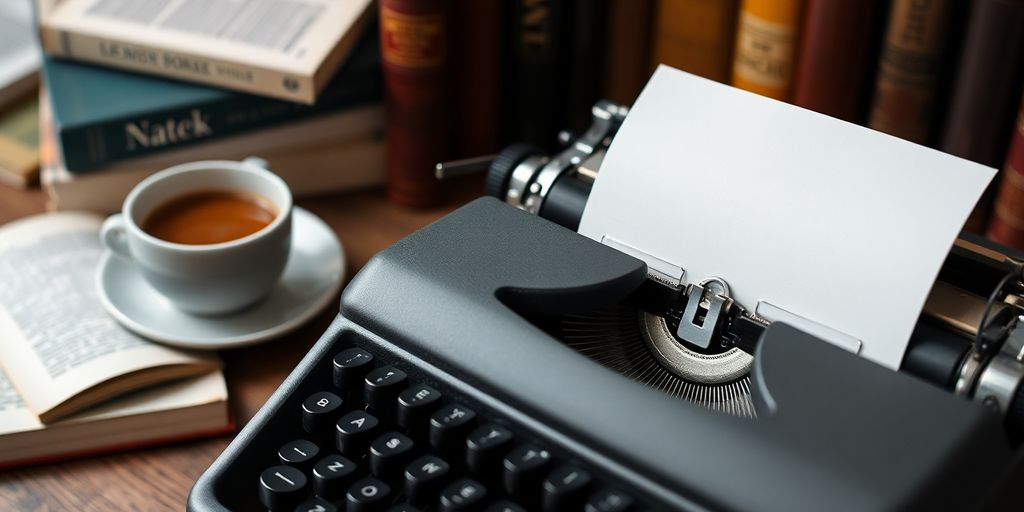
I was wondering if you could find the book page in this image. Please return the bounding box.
[0,366,228,465]
[579,66,996,370]
[46,0,371,73]
[0,0,39,93]
[0,213,218,419]
[0,367,38,436]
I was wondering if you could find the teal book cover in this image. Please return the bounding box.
[45,32,381,172]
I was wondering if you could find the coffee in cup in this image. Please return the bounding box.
[100,157,293,315]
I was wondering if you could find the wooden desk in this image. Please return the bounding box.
[0,183,477,510]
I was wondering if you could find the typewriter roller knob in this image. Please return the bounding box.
[485,143,545,200]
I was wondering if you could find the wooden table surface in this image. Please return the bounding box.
[0,182,478,511]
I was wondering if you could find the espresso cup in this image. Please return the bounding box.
[100,157,293,316]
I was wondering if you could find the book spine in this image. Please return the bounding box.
[505,0,569,148]
[939,0,1024,232]
[564,0,607,132]
[867,0,956,144]
[731,0,803,100]
[987,95,1024,249]
[791,0,884,122]
[57,71,381,172]
[380,0,449,208]
[602,0,654,105]
[650,0,739,83]
[38,27,317,104]
[450,0,502,158]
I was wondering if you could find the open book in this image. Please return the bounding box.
[0,213,224,426]
[0,367,228,469]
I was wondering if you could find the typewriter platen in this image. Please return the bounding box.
[190,102,1024,511]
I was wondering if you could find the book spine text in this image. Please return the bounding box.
[867,0,954,144]
[39,28,317,104]
[731,0,803,100]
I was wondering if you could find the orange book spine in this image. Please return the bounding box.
[987,96,1024,249]
[650,0,739,83]
[731,0,804,100]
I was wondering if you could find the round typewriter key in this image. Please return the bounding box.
[296,496,337,512]
[398,383,442,434]
[278,439,319,470]
[542,465,592,511]
[466,424,514,480]
[486,502,527,512]
[346,477,391,512]
[429,404,477,459]
[336,410,380,457]
[502,444,551,505]
[584,488,634,512]
[364,365,408,414]
[302,391,343,435]
[258,465,307,511]
[439,478,487,512]
[312,453,357,501]
[333,347,374,391]
[404,454,450,505]
[369,431,416,478]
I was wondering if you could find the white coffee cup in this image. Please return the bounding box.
[100,157,293,316]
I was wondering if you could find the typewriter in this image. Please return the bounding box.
[190,99,1024,511]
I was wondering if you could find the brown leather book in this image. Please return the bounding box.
[450,0,501,159]
[987,95,1024,249]
[940,0,1024,231]
[650,0,739,84]
[867,0,957,145]
[380,0,449,208]
[603,0,654,104]
[791,0,885,122]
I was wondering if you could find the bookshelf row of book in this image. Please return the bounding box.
[635,0,1024,248]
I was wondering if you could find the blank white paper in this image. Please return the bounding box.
[579,66,996,370]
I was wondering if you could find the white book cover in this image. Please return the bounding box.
[0,0,40,108]
[40,0,374,103]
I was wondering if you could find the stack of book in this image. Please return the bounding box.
[0,0,386,466]
[23,0,382,212]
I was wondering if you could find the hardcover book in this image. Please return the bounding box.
[987,96,1024,249]
[43,32,381,172]
[603,0,653,104]
[380,0,449,208]
[731,0,804,101]
[791,0,885,123]
[867,0,957,144]
[0,96,39,188]
[940,0,1024,231]
[650,0,738,84]
[39,0,374,103]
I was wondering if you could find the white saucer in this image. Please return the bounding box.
[97,207,345,350]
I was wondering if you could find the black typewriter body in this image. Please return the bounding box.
[189,198,1024,512]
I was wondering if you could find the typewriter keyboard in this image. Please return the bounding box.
[252,345,639,512]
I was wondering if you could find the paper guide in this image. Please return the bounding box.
[579,66,996,370]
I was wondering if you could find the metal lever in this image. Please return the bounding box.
[434,155,497,180]
[676,279,732,350]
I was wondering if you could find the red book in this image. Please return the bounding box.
[450,0,501,158]
[791,0,885,122]
[940,0,1024,231]
[380,0,449,208]
[987,95,1024,249]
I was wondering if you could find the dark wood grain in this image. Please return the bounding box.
[0,180,481,511]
